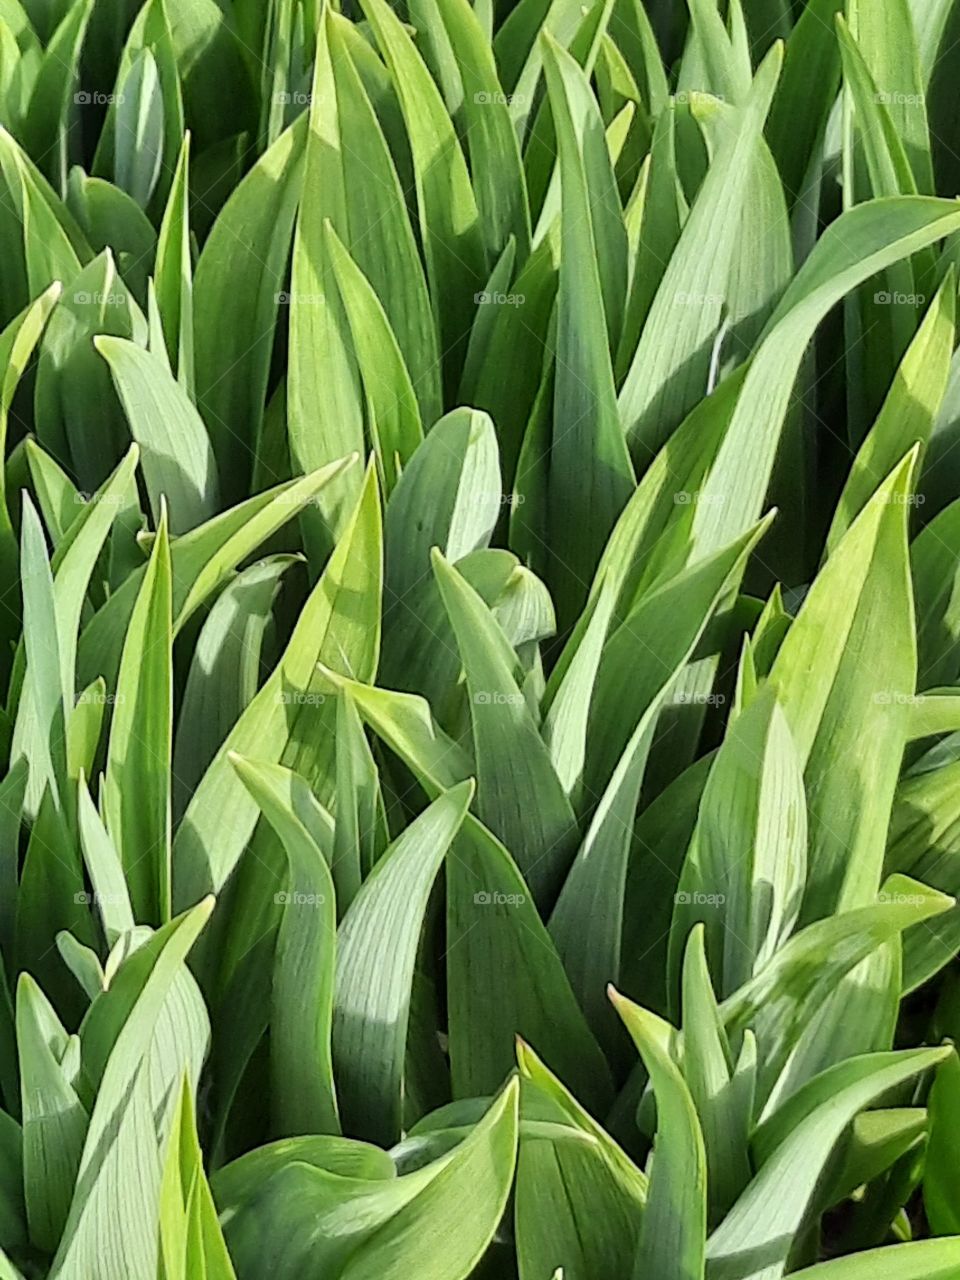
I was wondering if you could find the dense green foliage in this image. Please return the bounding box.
[4,0,960,1275]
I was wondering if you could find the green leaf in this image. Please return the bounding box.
[173,462,381,905]
[548,628,708,1053]
[768,455,917,918]
[680,930,753,1224]
[103,506,172,924]
[193,114,306,501]
[828,269,954,551]
[96,336,220,535]
[212,1135,395,1210]
[17,0,92,192]
[584,517,770,806]
[51,897,213,1279]
[765,0,844,204]
[334,692,389,895]
[925,1051,960,1234]
[681,0,751,103]
[325,10,442,426]
[0,126,89,298]
[223,1079,519,1280]
[77,772,134,947]
[158,1077,237,1280]
[671,690,807,1000]
[24,438,80,546]
[384,407,501,611]
[433,550,576,903]
[16,974,87,1254]
[720,876,952,1106]
[887,759,960,990]
[690,199,960,562]
[76,458,354,692]
[827,1107,926,1208]
[611,989,707,1280]
[11,494,69,818]
[173,556,294,819]
[93,0,185,218]
[514,1041,647,1280]
[0,282,61,669]
[0,759,27,964]
[231,755,339,1139]
[708,1047,951,1280]
[618,44,782,459]
[35,251,144,494]
[615,106,685,380]
[154,133,193,394]
[432,0,531,262]
[913,499,960,689]
[541,33,634,625]
[846,0,933,193]
[114,48,166,209]
[65,170,157,301]
[323,221,423,495]
[359,0,484,390]
[334,782,473,1145]
[788,1240,960,1279]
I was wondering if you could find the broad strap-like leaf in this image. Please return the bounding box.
[541,33,633,627]
[611,989,707,1280]
[433,550,576,904]
[707,1048,951,1280]
[103,506,172,924]
[230,755,338,1135]
[223,1079,519,1280]
[333,782,473,1145]
[671,690,807,1001]
[96,336,220,534]
[173,463,381,906]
